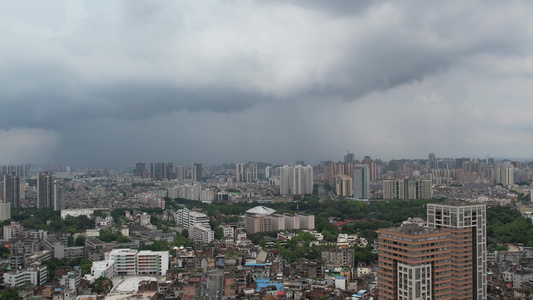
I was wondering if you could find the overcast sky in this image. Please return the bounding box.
[2,1,533,168]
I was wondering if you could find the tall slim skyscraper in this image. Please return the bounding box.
[133,163,146,178]
[37,172,54,209]
[344,152,354,163]
[427,202,487,300]
[265,166,272,178]
[53,181,65,211]
[191,163,202,182]
[37,172,64,210]
[248,163,258,182]
[3,172,20,208]
[2,165,30,178]
[176,166,185,181]
[495,163,514,186]
[236,163,245,183]
[428,152,436,169]
[335,174,352,197]
[353,165,369,199]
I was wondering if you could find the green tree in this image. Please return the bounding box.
[0,245,11,259]
[91,277,113,294]
[75,235,86,247]
[214,227,223,239]
[210,219,222,229]
[0,287,19,300]
[67,236,75,247]
[80,259,93,275]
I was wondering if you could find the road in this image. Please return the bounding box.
[203,271,223,300]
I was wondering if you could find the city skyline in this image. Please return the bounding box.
[0,152,532,171]
[2,2,533,168]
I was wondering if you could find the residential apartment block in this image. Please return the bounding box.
[383,178,432,199]
[427,202,487,300]
[245,206,315,234]
[101,249,169,277]
[377,202,487,300]
[279,165,313,195]
[378,223,452,300]
[4,264,48,287]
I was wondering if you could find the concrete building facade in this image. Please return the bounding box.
[427,202,487,300]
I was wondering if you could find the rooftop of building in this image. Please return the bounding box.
[381,223,444,235]
[246,206,275,216]
[429,201,486,207]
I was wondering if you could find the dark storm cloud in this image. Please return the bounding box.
[1,1,532,124]
[0,84,267,129]
[2,1,533,165]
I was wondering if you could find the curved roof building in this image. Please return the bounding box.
[245,206,276,217]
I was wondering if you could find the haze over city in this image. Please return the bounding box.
[2,1,533,168]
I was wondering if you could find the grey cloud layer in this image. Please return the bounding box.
[1,1,533,165]
[1,2,531,126]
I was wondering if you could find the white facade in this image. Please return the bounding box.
[167,187,179,199]
[280,165,313,195]
[61,209,96,219]
[174,208,209,230]
[221,225,234,238]
[4,265,48,287]
[103,249,169,277]
[284,214,300,230]
[0,202,10,222]
[190,225,214,244]
[28,230,48,240]
[59,271,81,290]
[140,213,151,226]
[397,263,432,300]
[3,221,23,241]
[272,214,285,231]
[265,166,272,178]
[426,203,487,300]
[108,249,138,276]
[91,260,117,279]
[299,214,315,229]
[496,164,514,186]
[95,216,114,229]
[273,213,315,231]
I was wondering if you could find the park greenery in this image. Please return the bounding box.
[138,236,193,257]
[9,208,94,233]
[166,183,533,251]
[166,187,445,246]
[487,206,533,247]
[98,228,129,243]
[41,258,93,278]
[91,277,114,294]
[0,288,19,300]
[0,245,11,258]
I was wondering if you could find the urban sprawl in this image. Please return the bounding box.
[0,153,532,299]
